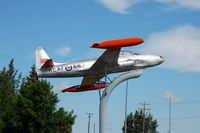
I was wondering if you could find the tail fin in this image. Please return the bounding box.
[35,47,54,69]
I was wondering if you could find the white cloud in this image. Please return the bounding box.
[53,81,70,92]
[156,0,200,10]
[96,0,142,14]
[56,47,71,56]
[96,0,200,14]
[140,24,200,72]
[164,91,181,103]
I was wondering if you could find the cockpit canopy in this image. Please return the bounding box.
[120,51,140,56]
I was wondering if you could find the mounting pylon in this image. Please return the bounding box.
[99,70,144,133]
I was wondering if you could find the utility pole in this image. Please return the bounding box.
[140,102,150,133]
[169,96,171,133]
[124,80,128,133]
[93,123,96,133]
[86,113,94,133]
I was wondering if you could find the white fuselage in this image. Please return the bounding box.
[37,52,164,78]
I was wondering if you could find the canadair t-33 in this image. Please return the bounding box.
[35,38,164,92]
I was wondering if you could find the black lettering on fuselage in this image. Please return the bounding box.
[73,64,82,69]
[48,66,64,73]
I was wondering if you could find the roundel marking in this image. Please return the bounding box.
[65,66,72,71]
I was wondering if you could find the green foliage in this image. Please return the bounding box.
[16,80,59,133]
[0,59,21,109]
[52,108,76,133]
[122,110,158,133]
[0,61,76,133]
[0,59,21,132]
[25,65,38,85]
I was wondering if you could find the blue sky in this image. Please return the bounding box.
[1,0,200,133]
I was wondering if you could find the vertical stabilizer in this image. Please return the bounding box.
[35,47,53,69]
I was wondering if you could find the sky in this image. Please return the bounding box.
[1,0,200,133]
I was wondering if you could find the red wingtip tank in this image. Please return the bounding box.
[90,38,144,49]
[61,83,107,93]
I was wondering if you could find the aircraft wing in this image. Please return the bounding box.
[81,48,121,87]
[90,48,121,72]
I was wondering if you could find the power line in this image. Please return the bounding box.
[128,100,200,108]
[159,115,200,120]
[150,100,200,105]
[172,115,200,120]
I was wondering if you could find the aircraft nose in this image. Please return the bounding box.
[158,56,164,64]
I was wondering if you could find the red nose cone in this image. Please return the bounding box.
[139,38,144,43]
[90,38,144,49]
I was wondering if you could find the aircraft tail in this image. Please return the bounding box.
[35,47,54,70]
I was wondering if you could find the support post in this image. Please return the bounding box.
[99,70,144,133]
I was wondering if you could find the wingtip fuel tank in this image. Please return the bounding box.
[61,83,107,93]
[90,38,144,49]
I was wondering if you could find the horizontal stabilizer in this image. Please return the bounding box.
[41,59,54,68]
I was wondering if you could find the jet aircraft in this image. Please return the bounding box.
[35,38,164,92]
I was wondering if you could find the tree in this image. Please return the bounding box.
[15,65,76,133]
[25,65,38,85]
[122,110,158,133]
[52,108,76,133]
[16,80,58,132]
[0,59,21,132]
[0,62,76,133]
[0,59,21,111]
